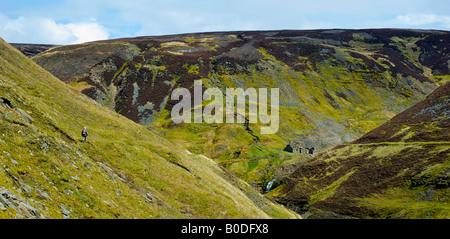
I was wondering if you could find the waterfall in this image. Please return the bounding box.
[265,180,276,193]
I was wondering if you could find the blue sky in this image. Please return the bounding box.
[1,0,449,44]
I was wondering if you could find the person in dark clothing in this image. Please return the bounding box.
[81,127,88,142]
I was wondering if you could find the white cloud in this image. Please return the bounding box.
[66,23,110,44]
[0,14,109,44]
[2,1,449,43]
[395,13,450,28]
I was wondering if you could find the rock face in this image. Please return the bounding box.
[0,187,43,219]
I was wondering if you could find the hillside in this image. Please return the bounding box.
[27,29,449,190]
[0,37,299,219]
[268,82,449,219]
[10,43,58,57]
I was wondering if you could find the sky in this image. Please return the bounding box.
[1,0,449,44]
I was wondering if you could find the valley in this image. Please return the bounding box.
[3,28,449,219]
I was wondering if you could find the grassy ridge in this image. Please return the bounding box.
[271,142,449,219]
[0,38,299,218]
[270,82,450,219]
[151,38,442,189]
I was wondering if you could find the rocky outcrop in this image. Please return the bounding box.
[0,187,43,219]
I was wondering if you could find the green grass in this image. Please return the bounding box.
[358,187,450,219]
[309,169,356,205]
[149,39,440,190]
[30,33,443,197]
[0,37,299,219]
[274,141,449,218]
[19,32,448,219]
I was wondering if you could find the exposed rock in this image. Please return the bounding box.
[35,189,51,201]
[19,182,33,194]
[16,108,34,123]
[0,186,43,218]
[60,205,70,219]
[0,97,14,109]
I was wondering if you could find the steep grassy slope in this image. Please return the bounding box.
[0,37,299,219]
[269,82,449,219]
[29,29,449,190]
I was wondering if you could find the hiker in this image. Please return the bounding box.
[81,127,88,142]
